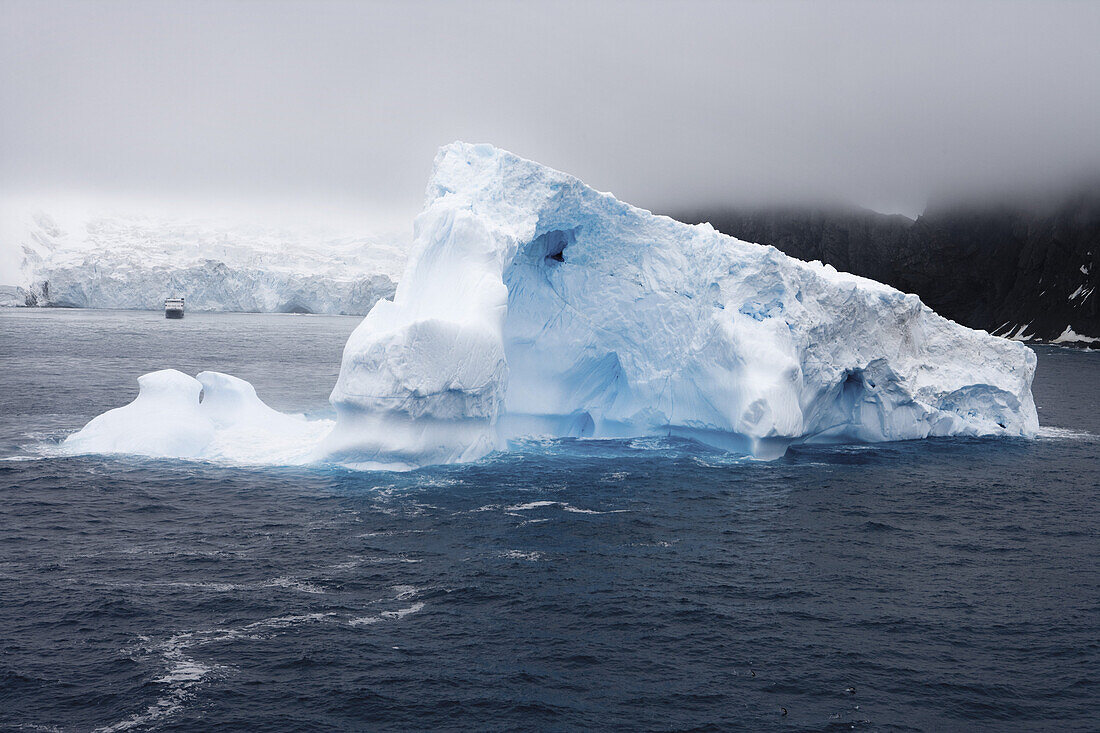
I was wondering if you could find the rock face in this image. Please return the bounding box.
[321,143,1039,468]
[678,187,1100,343]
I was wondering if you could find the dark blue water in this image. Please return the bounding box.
[1,309,1098,732]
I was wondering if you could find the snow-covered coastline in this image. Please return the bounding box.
[0,207,408,315]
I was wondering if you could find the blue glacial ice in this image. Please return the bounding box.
[65,142,1039,468]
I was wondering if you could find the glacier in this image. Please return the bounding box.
[63,142,1039,468]
[2,209,405,315]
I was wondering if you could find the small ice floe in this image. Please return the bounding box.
[63,369,330,466]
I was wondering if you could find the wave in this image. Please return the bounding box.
[96,584,424,731]
[1037,426,1095,440]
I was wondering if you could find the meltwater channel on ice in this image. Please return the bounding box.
[63,142,1039,470]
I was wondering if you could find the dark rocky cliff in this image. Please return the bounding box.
[676,187,1099,343]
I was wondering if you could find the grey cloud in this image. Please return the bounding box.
[2,0,1098,220]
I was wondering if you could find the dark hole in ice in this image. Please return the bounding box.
[526,227,576,266]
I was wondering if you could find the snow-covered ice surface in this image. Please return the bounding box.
[2,208,405,314]
[321,143,1038,466]
[63,143,1039,467]
[64,369,331,465]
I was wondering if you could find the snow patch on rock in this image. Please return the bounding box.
[1053,325,1099,345]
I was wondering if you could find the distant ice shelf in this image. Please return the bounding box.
[63,142,1041,468]
[3,210,407,315]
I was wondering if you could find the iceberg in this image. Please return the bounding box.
[321,143,1039,466]
[64,370,215,458]
[64,369,330,465]
[63,143,1039,468]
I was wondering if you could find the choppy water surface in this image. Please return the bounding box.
[1,309,1097,731]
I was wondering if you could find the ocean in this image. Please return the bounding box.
[1,308,1097,731]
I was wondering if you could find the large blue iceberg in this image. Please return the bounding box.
[66,143,1039,468]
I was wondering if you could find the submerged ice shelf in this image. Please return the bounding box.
[64,142,1040,468]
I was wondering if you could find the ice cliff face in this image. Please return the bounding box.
[5,211,404,315]
[320,143,1039,467]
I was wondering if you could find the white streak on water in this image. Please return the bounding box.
[1037,426,1095,440]
[267,576,327,594]
[503,500,627,515]
[500,550,545,562]
[99,585,428,731]
[381,602,425,620]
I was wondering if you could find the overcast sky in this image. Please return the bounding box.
[2,0,1099,223]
